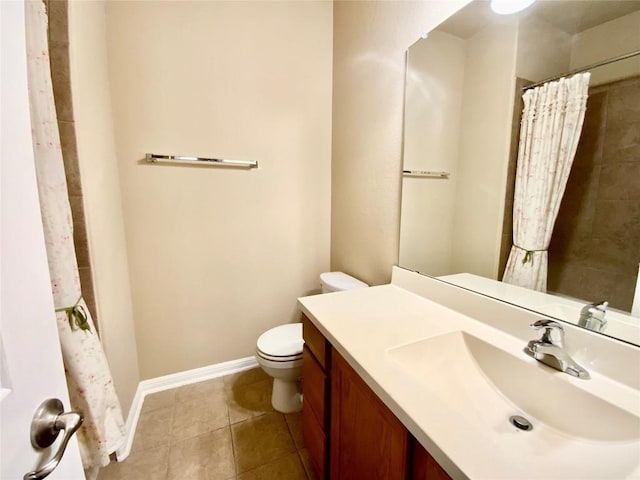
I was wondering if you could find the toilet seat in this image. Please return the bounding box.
[257,351,302,362]
[255,272,366,414]
[256,323,303,362]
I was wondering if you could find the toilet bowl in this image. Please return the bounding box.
[256,323,303,413]
[256,272,368,413]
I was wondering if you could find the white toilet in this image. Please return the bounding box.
[256,272,368,413]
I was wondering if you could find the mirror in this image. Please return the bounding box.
[399,0,640,346]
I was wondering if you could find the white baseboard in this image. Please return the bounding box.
[115,355,259,461]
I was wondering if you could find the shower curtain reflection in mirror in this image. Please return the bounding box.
[502,73,590,291]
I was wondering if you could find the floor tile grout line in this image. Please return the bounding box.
[101,368,301,480]
[166,424,238,479]
[129,403,175,456]
[230,410,269,426]
[296,448,312,480]
[164,398,177,479]
[235,450,304,479]
[231,413,298,476]
[169,382,232,446]
[283,412,299,444]
[229,425,239,479]
[168,423,235,452]
[225,391,239,479]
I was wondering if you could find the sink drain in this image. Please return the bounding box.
[509,415,533,431]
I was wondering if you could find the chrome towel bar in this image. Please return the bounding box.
[145,153,258,169]
[402,170,450,178]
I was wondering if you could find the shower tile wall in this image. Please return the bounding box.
[47,0,98,326]
[499,78,530,278]
[548,76,640,311]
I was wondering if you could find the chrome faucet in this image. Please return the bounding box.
[527,319,590,379]
[578,300,608,332]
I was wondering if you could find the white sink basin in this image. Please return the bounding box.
[300,273,640,478]
[387,331,640,442]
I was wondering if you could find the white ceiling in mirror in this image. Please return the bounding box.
[490,0,536,16]
[438,0,640,39]
[532,0,640,34]
[399,0,640,346]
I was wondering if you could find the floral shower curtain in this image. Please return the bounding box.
[25,1,125,477]
[502,73,590,291]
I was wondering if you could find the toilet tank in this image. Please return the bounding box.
[320,272,368,293]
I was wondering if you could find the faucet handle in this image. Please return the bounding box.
[579,301,608,331]
[531,319,564,331]
[581,300,608,315]
[531,319,564,345]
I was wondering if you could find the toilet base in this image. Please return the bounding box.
[271,378,302,413]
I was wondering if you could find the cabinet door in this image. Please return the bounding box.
[330,350,410,480]
[302,346,328,477]
[412,441,452,480]
[302,398,326,478]
[302,347,327,426]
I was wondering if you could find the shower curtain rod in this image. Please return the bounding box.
[523,49,640,91]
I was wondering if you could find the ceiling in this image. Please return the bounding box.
[437,0,640,39]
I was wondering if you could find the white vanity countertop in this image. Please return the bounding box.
[298,278,640,479]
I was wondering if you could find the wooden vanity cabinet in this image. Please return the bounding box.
[330,349,411,479]
[412,442,452,480]
[302,315,330,478]
[301,313,451,480]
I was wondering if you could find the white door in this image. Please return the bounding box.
[1,2,85,479]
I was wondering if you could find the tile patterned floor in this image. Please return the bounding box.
[98,368,317,480]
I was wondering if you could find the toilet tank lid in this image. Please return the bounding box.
[320,271,368,291]
[257,323,303,357]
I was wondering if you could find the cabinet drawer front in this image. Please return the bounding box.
[303,346,327,426]
[303,314,328,368]
[302,399,326,479]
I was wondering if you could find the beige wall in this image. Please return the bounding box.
[105,1,333,379]
[397,19,518,281]
[331,0,470,286]
[517,16,571,82]
[68,1,140,413]
[399,32,466,276]
[571,10,640,85]
[451,21,518,278]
